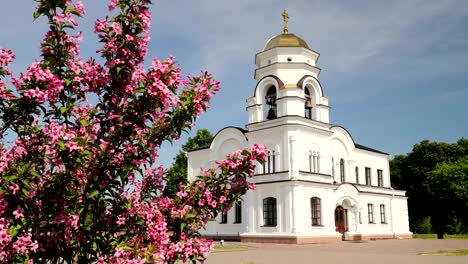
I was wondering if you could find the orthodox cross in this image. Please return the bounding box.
[282,9,289,33]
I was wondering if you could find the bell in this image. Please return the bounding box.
[305,100,312,108]
[266,107,277,120]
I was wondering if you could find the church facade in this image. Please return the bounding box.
[187,13,412,243]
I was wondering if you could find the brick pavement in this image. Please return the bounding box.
[205,239,468,264]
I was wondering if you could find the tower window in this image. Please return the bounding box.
[287,57,292,62]
[304,88,312,119]
[265,86,277,120]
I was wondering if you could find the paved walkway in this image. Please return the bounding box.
[205,239,468,264]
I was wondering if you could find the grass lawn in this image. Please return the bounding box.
[213,244,250,251]
[419,249,468,256]
[413,234,468,239]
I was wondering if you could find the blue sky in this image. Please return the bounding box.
[1,0,468,167]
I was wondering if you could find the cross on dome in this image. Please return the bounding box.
[282,9,289,33]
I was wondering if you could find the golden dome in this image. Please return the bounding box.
[262,33,311,52]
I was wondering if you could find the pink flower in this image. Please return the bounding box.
[0,48,15,67]
[198,199,205,206]
[198,181,206,188]
[219,196,226,204]
[108,0,119,11]
[13,207,24,219]
[209,200,217,208]
[111,22,122,35]
[9,183,19,194]
[176,190,187,198]
[74,1,85,15]
[116,216,125,225]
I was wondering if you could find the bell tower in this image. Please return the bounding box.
[246,10,329,125]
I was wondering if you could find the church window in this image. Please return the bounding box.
[365,167,371,186]
[234,201,242,224]
[263,197,277,226]
[265,86,277,120]
[308,152,313,172]
[308,151,320,173]
[359,211,362,224]
[340,159,345,183]
[304,88,312,119]
[355,166,359,184]
[377,169,383,187]
[368,203,374,224]
[310,197,322,226]
[220,211,228,224]
[380,204,386,224]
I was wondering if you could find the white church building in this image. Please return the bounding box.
[187,11,412,243]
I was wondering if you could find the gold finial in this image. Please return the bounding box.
[282,9,289,34]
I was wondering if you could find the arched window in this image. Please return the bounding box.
[310,197,322,226]
[265,86,277,120]
[331,157,335,179]
[355,166,359,184]
[263,197,277,226]
[262,149,277,174]
[304,88,312,119]
[340,159,345,183]
[308,151,320,173]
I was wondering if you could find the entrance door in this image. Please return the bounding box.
[334,206,348,240]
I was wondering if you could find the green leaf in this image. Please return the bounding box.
[89,190,99,199]
[64,78,72,86]
[180,222,186,231]
[79,119,88,126]
[58,140,66,151]
[60,106,67,114]
[185,213,196,219]
[33,10,41,20]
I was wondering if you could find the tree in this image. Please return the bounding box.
[163,129,213,198]
[428,156,468,236]
[0,1,265,263]
[390,138,468,238]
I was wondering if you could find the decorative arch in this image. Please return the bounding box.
[330,126,356,146]
[330,138,350,160]
[253,75,284,102]
[209,127,248,161]
[297,75,324,101]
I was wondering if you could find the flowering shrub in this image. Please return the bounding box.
[0,0,266,263]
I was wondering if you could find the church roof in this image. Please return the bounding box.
[355,143,389,155]
[262,33,311,52]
